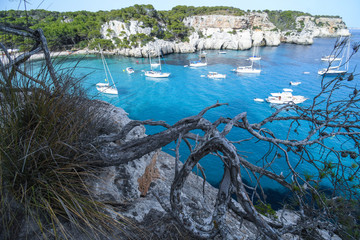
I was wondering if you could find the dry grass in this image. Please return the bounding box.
[0,61,135,239]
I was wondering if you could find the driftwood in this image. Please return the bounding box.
[1,23,359,239]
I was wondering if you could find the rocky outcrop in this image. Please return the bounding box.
[184,14,281,50]
[279,16,350,44]
[14,100,342,239]
[101,20,152,39]
[99,13,349,57]
[296,16,350,37]
[280,31,314,45]
[88,102,342,239]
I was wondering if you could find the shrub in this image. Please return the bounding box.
[254,201,278,220]
[88,38,115,50]
[0,59,131,239]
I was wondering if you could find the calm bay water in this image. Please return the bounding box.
[53,30,360,203]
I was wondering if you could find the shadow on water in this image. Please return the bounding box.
[164,52,247,67]
[212,179,292,210]
[213,178,339,211]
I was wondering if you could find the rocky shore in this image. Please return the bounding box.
[83,101,341,240]
[99,13,350,58]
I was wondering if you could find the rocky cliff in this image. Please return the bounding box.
[85,102,342,239]
[99,13,349,57]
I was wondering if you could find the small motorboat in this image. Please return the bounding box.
[254,98,264,102]
[266,89,307,104]
[290,81,301,86]
[207,72,226,79]
[189,60,207,67]
[126,67,134,74]
[218,51,227,54]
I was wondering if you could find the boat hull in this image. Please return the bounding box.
[266,96,307,104]
[189,62,207,67]
[318,69,346,75]
[96,83,118,95]
[248,57,261,61]
[126,67,134,74]
[207,72,226,79]
[321,55,342,61]
[145,71,170,78]
[208,75,226,79]
[236,68,261,73]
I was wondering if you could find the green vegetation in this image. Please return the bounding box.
[254,201,278,220]
[0,5,343,51]
[0,5,246,49]
[88,38,115,50]
[0,9,103,50]
[326,198,360,239]
[264,10,311,31]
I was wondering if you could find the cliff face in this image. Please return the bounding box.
[296,16,349,37]
[182,13,276,31]
[101,20,152,39]
[100,13,349,57]
[183,14,281,50]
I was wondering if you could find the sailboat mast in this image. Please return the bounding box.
[149,53,153,71]
[98,44,116,88]
[104,56,116,87]
[99,44,109,82]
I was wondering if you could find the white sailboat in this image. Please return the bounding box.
[189,49,207,67]
[317,66,347,76]
[145,51,170,78]
[248,45,261,61]
[96,45,118,95]
[318,37,350,76]
[235,60,261,73]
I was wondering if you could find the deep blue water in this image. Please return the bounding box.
[51,30,360,202]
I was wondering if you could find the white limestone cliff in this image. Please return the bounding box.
[296,16,350,37]
[99,13,349,57]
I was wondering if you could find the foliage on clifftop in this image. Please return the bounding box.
[264,10,311,31]
[0,5,345,51]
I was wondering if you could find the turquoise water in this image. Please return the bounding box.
[56,31,360,201]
